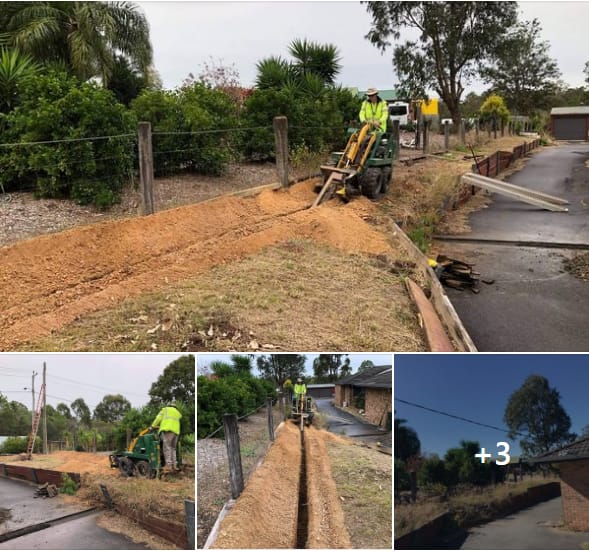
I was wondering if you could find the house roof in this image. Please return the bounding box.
[551,106,589,116]
[528,435,589,464]
[335,365,392,389]
[307,384,335,389]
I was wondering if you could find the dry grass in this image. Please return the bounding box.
[95,511,182,550]
[326,441,392,549]
[21,240,425,352]
[395,476,560,538]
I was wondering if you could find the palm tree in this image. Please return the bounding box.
[288,38,342,85]
[1,1,152,85]
[0,48,40,112]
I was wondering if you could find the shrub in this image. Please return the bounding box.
[395,459,411,492]
[131,83,238,176]
[60,473,77,495]
[0,436,39,454]
[0,69,135,207]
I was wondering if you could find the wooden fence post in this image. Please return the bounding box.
[422,119,428,153]
[444,121,450,152]
[273,116,289,188]
[460,120,466,145]
[475,120,479,144]
[223,414,244,499]
[493,117,498,139]
[392,120,400,160]
[138,121,154,215]
[267,397,275,442]
[184,499,195,550]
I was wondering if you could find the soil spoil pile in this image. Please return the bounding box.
[3,451,113,475]
[1,180,395,349]
[211,423,301,548]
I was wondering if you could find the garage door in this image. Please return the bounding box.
[553,117,587,140]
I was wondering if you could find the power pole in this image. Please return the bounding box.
[31,371,37,415]
[42,362,48,454]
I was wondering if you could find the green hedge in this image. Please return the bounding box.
[0,69,135,208]
[197,375,275,439]
[0,436,40,454]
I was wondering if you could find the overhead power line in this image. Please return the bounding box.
[395,397,526,437]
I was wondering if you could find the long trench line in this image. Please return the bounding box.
[296,426,309,549]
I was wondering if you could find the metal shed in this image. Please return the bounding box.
[550,106,589,140]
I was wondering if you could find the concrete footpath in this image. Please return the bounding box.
[0,477,146,549]
[439,144,589,351]
[460,497,589,550]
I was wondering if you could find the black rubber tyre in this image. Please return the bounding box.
[135,460,153,478]
[359,168,383,199]
[381,166,392,195]
[118,457,135,477]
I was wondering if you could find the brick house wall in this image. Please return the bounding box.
[334,385,342,406]
[364,388,392,428]
[560,459,589,531]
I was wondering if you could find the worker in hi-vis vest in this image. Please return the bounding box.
[359,87,389,132]
[294,377,307,398]
[151,400,182,472]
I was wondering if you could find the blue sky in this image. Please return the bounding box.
[394,354,589,459]
[197,353,392,377]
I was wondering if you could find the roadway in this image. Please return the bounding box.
[439,143,589,351]
[0,477,146,549]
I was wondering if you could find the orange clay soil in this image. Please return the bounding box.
[2,451,113,476]
[210,424,351,549]
[0,179,396,350]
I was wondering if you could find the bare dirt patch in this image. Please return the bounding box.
[22,240,424,352]
[2,451,113,475]
[5,179,424,352]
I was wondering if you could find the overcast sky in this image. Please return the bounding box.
[197,353,392,376]
[138,1,589,93]
[0,353,192,411]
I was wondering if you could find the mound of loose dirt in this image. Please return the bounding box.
[211,423,301,549]
[3,451,113,476]
[1,179,399,350]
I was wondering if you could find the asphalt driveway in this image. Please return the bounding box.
[314,398,391,447]
[0,477,146,549]
[460,497,589,549]
[439,143,589,351]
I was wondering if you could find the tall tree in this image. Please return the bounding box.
[358,360,374,372]
[149,354,195,407]
[504,375,576,457]
[256,354,306,388]
[481,19,561,114]
[1,1,152,85]
[313,354,351,383]
[364,1,518,126]
[93,393,131,423]
[394,416,421,461]
[70,398,92,428]
[56,402,72,419]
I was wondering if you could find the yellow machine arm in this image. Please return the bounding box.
[127,427,151,452]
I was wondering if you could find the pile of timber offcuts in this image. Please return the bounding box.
[34,482,59,498]
[432,254,495,293]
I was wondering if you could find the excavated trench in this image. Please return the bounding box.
[296,428,308,549]
[210,423,351,549]
[0,179,396,350]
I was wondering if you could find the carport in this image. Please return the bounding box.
[550,106,589,140]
